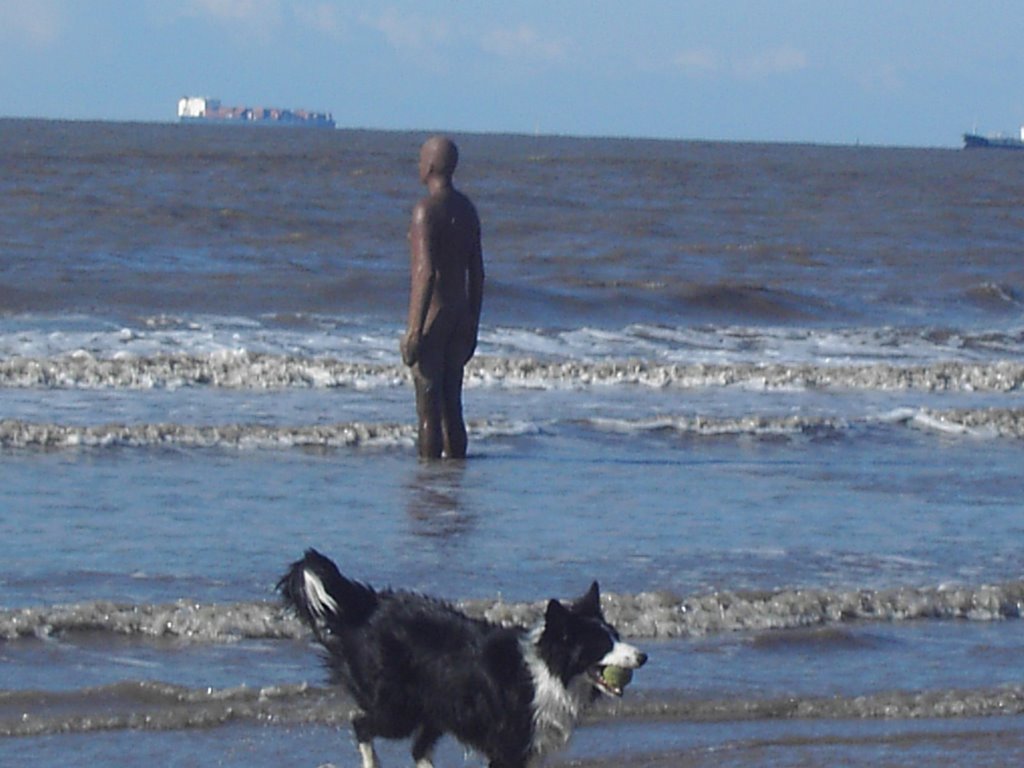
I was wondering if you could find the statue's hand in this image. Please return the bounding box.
[400,332,419,366]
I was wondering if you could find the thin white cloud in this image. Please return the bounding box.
[294,2,350,41]
[357,10,568,71]
[165,0,351,42]
[480,23,568,64]
[673,44,808,80]
[177,0,284,39]
[733,46,807,79]
[0,0,63,47]
[854,61,905,94]
[673,48,718,77]
[361,8,451,54]
[186,0,279,21]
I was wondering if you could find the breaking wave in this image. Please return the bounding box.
[610,684,1024,723]
[0,352,406,391]
[0,418,548,449]
[0,419,417,449]
[587,408,1024,440]
[0,353,1023,393]
[1,681,347,738]
[1,407,1022,449]
[4,580,1023,643]
[4,679,1024,738]
[471,358,1024,393]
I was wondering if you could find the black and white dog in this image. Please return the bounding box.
[279,549,647,768]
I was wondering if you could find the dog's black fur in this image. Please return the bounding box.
[278,549,646,768]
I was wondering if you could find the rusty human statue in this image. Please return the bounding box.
[401,136,484,459]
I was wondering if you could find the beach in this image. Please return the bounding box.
[1,119,1023,765]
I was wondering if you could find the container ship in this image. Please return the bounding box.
[177,97,335,129]
[963,126,1024,150]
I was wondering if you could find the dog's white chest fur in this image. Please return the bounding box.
[521,631,589,758]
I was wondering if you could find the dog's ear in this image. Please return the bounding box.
[572,581,601,616]
[544,598,571,636]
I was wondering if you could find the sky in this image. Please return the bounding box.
[1,0,1023,147]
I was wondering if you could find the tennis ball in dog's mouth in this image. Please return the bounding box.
[601,665,633,690]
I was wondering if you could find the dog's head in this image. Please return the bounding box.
[536,582,647,698]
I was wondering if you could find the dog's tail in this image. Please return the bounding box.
[278,549,378,641]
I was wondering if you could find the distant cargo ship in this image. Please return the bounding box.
[177,97,335,129]
[963,126,1024,150]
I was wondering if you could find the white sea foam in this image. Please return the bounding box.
[0,419,417,449]
[586,414,849,437]
[3,320,1024,370]
[4,677,1024,738]
[4,580,1022,643]
[1,406,1022,450]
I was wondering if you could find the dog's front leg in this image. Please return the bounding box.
[352,712,381,768]
[358,741,381,768]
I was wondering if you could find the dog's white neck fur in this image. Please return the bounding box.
[521,626,590,758]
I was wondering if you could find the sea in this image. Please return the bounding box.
[1,119,1024,767]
